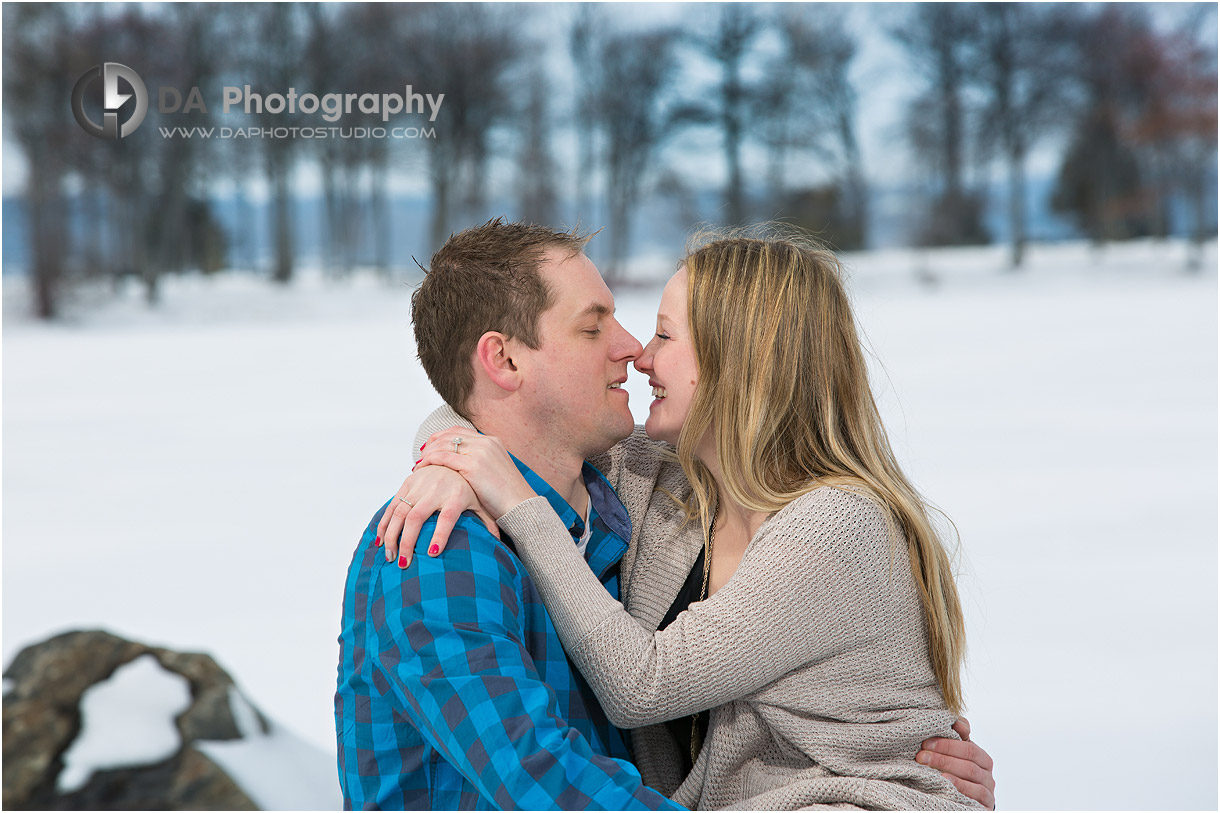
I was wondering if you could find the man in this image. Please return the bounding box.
[336,220,679,810]
[337,219,996,810]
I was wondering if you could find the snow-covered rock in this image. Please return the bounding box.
[2,629,338,810]
[57,654,193,793]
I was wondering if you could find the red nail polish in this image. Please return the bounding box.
[428,544,439,556]
[375,536,382,547]
[398,555,408,568]
[420,443,426,450]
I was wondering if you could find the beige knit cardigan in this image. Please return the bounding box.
[416,406,981,810]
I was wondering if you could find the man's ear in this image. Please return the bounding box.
[475,332,523,393]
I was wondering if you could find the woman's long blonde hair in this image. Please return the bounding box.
[674,226,967,715]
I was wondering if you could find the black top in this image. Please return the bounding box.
[657,546,709,779]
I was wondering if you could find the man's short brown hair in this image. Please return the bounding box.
[412,218,592,418]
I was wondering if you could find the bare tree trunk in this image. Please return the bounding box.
[685,6,758,228]
[141,226,161,305]
[606,179,630,284]
[141,265,160,305]
[570,6,598,217]
[713,5,757,227]
[270,153,294,284]
[321,154,339,277]
[464,143,491,223]
[371,155,390,275]
[124,188,149,298]
[724,105,745,225]
[430,160,453,256]
[1187,159,1206,272]
[1007,146,1027,269]
[149,155,189,304]
[27,149,65,319]
[1154,150,1172,240]
[939,37,964,201]
[340,164,359,272]
[837,98,867,246]
[518,68,558,227]
[86,188,107,282]
[577,130,595,220]
[164,190,188,279]
[231,181,251,270]
[765,127,788,201]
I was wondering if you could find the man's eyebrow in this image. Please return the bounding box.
[576,303,613,318]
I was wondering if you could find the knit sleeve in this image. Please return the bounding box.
[495,487,907,729]
[412,403,472,459]
[410,404,663,499]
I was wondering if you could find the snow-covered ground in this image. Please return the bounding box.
[3,238,1216,810]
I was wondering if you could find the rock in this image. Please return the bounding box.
[3,630,263,810]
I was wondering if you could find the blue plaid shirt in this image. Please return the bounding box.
[336,456,682,810]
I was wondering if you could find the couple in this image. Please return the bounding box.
[336,219,996,810]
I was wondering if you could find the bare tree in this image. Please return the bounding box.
[1173,8,1219,269]
[4,6,80,317]
[94,7,178,299]
[3,4,78,318]
[1126,6,1217,268]
[568,5,601,219]
[340,3,438,276]
[690,5,764,226]
[595,29,680,282]
[7,5,208,310]
[401,4,526,253]
[302,3,348,276]
[1049,5,1191,245]
[1052,107,1146,243]
[144,4,227,297]
[759,8,866,248]
[208,5,263,273]
[971,3,1078,268]
[516,65,559,226]
[243,4,309,283]
[893,4,988,246]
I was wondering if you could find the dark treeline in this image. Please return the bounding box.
[3,2,1216,319]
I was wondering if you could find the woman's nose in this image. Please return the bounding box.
[635,340,656,374]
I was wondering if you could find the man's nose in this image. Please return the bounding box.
[611,320,643,362]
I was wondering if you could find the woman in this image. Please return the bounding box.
[386,231,984,810]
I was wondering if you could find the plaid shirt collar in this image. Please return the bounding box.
[508,452,631,580]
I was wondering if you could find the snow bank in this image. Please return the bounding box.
[197,689,342,810]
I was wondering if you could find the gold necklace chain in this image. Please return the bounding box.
[690,510,717,766]
[698,512,717,602]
